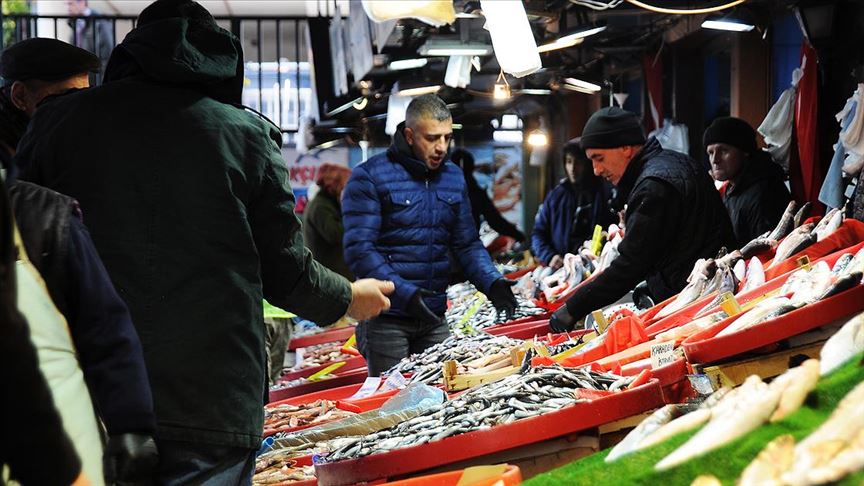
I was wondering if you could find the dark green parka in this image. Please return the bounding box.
[15,1,352,449]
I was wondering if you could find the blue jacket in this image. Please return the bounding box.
[531,180,615,264]
[343,125,502,316]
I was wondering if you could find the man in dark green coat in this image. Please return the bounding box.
[15,0,393,483]
[303,163,354,280]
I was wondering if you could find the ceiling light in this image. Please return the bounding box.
[501,115,519,130]
[537,25,606,53]
[493,70,511,100]
[325,96,365,117]
[493,130,523,143]
[389,58,429,71]
[419,40,493,57]
[527,130,548,147]
[395,85,442,97]
[352,98,368,110]
[701,18,754,32]
[564,78,602,93]
[517,88,553,95]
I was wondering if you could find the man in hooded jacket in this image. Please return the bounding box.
[15,0,393,483]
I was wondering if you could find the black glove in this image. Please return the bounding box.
[549,305,577,333]
[104,433,158,485]
[488,279,518,321]
[406,289,442,326]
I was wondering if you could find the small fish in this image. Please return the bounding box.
[768,200,798,240]
[739,257,766,294]
[768,223,816,269]
[696,267,738,314]
[815,209,844,242]
[793,201,813,228]
[831,253,854,276]
[820,311,864,376]
[741,238,778,260]
[768,359,820,422]
[818,271,862,300]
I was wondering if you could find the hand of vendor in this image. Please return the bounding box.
[549,305,579,333]
[548,254,564,270]
[488,278,518,321]
[347,279,394,321]
[103,433,158,484]
[406,288,442,326]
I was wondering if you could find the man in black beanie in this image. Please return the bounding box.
[704,116,792,247]
[15,0,394,483]
[549,107,734,332]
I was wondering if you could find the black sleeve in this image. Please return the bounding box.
[564,179,681,320]
[1,186,81,485]
[747,181,793,241]
[472,186,523,239]
[65,216,156,434]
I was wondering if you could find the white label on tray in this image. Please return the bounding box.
[348,376,381,400]
[650,341,676,369]
[380,372,408,391]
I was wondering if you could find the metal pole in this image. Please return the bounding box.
[295,20,300,130]
[276,20,283,130]
[257,19,263,112]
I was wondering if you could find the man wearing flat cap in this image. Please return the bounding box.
[549,107,735,332]
[1,38,160,485]
[705,116,792,248]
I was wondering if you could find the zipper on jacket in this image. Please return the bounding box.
[425,177,434,294]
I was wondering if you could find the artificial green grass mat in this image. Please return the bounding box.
[525,353,864,486]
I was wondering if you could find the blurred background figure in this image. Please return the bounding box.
[532,138,615,269]
[452,148,525,243]
[303,163,354,280]
[67,0,115,70]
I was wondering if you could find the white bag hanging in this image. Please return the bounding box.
[758,67,803,171]
[444,56,472,89]
[481,0,541,78]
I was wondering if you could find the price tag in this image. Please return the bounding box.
[650,341,676,369]
[380,372,408,391]
[347,376,382,399]
[459,293,487,326]
[341,333,357,354]
[592,310,610,333]
[687,374,716,395]
[307,361,346,382]
[719,291,742,317]
[591,224,604,256]
[796,255,811,271]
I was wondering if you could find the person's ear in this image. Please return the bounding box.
[404,126,415,146]
[9,81,31,113]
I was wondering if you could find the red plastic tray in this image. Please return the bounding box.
[289,326,357,351]
[683,283,864,364]
[504,265,537,280]
[314,379,664,485]
[269,368,369,403]
[486,318,550,338]
[763,219,864,280]
[279,355,366,383]
[620,358,692,404]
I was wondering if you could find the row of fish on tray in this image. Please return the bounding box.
[445,282,546,335]
[606,311,864,486]
[263,399,356,436]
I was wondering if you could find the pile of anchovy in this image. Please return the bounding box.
[384,333,523,385]
[324,365,636,461]
[445,285,545,335]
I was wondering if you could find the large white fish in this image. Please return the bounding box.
[738,434,795,486]
[655,312,726,342]
[768,223,817,269]
[655,376,781,471]
[815,209,844,242]
[716,297,792,337]
[656,273,709,319]
[631,387,731,452]
[739,257,765,295]
[820,311,864,376]
[605,404,696,462]
[768,359,820,422]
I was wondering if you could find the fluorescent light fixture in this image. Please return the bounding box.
[517,88,553,95]
[389,58,429,71]
[452,123,463,129]
[527,130,548,147]
[501,114,519,130]
[701,19,755,32]
[325,96,365,117]
[419,39,493,57]
[564,78,602,93]
[538,25,606,53]
[395,85,442,97]
[493,130,523,143]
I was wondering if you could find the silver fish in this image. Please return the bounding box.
[768,223,816,269]
[769,200,798,240]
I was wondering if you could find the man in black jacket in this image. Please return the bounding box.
[704,116,792,247]
[550,107,735,332]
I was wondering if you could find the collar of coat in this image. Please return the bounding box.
[387,122,449,180]
[725,151,785,198]
[615,136,663,202]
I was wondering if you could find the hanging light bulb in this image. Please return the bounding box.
[527,130,548,147]
[493,69,511,100]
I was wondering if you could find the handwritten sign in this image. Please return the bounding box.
[650,341,677,369]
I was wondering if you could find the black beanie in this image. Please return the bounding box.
[703,116,757,154]
[580,107,646,149]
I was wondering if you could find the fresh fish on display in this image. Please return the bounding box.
[793,201,813,229]
[715,250,743,271]
[788,263,833,306]
[831,253,854,275]
[384,333,522,385]
[768,223,817,269]
[324,366,637,462]
[738,434,796,486]
[768,200,798,241]
[779,380,864,486]
[655,273,709,320]
[740,237,779,260]
[739,257,766,294]
[811,208,839,239]
[606,403,701,462]
[655,376,782,471]
[817,271,862,300]
[253,454,315,485]
[264,400,356,436]
[733,258,746,283]
[715,297,793,337]
[780,261,831,297]
[819,311,864,375]
[846,246,864,275]
[695,266,739,316]
[290,342,355,370]
[446,282,545,335]
[815,208,844,242]
[767,359,820,422]
[655,311,727,342]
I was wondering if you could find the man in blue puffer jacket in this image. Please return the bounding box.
[343,94,518,375]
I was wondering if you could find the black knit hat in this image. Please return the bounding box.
[703,116,757,154]
[580,107,646,149]
[0,38,100,83]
